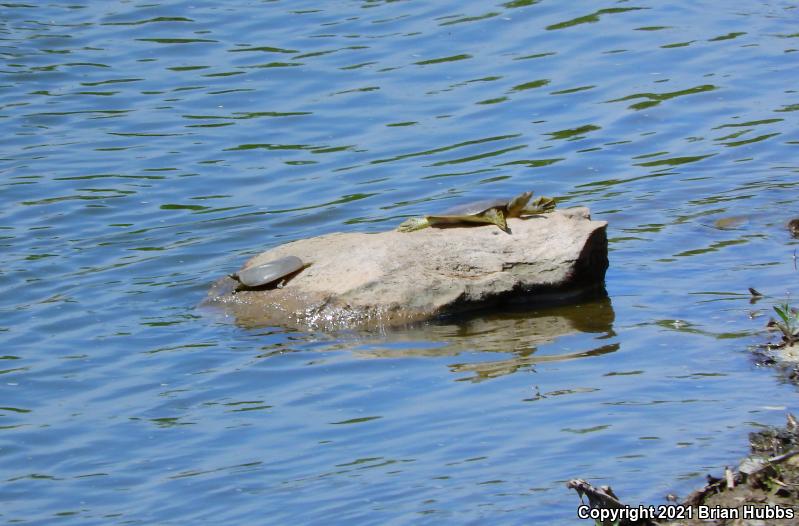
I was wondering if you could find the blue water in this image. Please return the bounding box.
[2,1,799,524]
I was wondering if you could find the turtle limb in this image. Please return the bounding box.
[424,209,509,232]
[506,191,533,216]
[481,208,509,232]
[521,196,556,215]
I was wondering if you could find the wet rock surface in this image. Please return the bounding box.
[205,207,608,331]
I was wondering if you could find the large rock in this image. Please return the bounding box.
[205,207,608,331]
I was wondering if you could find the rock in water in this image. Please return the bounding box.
[204,207,608,331]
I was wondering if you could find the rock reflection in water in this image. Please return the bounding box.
[355,294,616,382]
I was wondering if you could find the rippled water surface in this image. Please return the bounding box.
[3,1,799,524]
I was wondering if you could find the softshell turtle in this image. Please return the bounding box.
[230,255,306,291]
[397,191,555,233]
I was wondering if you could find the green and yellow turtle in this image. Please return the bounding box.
[397,191,555,233]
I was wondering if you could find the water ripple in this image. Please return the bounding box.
[2,0,799,524]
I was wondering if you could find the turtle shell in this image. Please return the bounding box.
[234,255,305,288]
[439,198,509,217]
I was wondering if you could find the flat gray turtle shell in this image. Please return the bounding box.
[439,198,509,216]
[232,255,305,288]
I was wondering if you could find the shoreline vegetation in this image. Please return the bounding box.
[570,293,799,526]
[570,224,799,525]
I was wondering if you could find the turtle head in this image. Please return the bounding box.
[507,191,533,215]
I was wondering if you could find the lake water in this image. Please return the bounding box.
[2,1,799,524]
